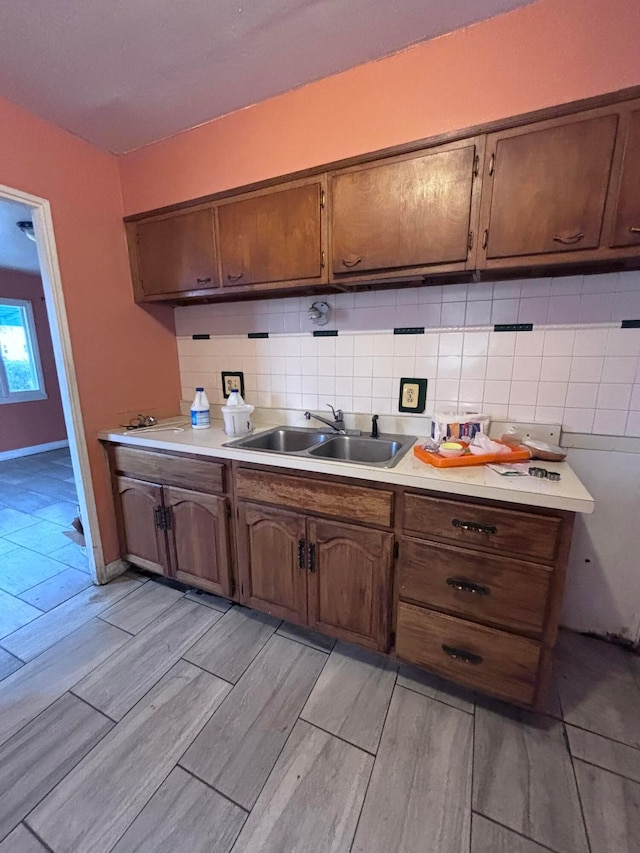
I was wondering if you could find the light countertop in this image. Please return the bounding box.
[99,418,595,514]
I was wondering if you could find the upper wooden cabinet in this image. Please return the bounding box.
[607,106,640,249]
[329,139,483,281]
[217,179,326,290]
[478,111,618,267]
[128,206,218,300]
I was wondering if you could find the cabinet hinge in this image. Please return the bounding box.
[163,506,172,531]
[154,506,164,530]
[393,541,399,560]
[467,231,474,252]
[320,190,326,209]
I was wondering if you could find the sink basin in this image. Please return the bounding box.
[308,435,405,465]
[227,427,330,453]
[224,426,416,468]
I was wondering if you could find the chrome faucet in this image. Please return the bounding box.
[304,403,346,434]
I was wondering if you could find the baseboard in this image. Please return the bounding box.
[0,439,69,462]
[98,558,130,584]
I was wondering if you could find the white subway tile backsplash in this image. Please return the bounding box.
[601,356,638,384]
[512,356,543,381]
[592,409,627,436]
[486,356,513,381]
[536,382,568,407]
[565,383,599,409]
[596,383,632,410]
[175,272,640,437]
[570,356,604,383]
[626,411,640,437]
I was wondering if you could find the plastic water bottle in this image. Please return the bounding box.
[191,387,211,429]
[226,389,244,406]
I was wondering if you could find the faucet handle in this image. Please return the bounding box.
[326,403,342,421]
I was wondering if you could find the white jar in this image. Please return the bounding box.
[221,391,254,435]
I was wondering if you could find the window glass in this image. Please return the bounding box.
[0,299,46,402]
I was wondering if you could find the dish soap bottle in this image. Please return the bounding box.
[191,387,210,430]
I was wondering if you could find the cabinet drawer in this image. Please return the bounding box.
[395,602,540,706]
[403,493,561,563]
[398,537,550,636]
[236,468,393,527]
[111,446,225,494]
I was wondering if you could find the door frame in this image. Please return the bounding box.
[0,182,103,582]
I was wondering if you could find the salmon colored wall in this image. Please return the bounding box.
[0,269,67,452]
[0,97,181,565]
[120,0,640,215]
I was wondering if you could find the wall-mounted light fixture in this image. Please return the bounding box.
[308,301,331,326]
[17,221,36,242]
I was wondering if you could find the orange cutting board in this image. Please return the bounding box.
[413,442,532,468]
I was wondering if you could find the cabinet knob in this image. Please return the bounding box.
[552,231,584,245]
[308,542,316,572]
[341,256,362,268]
[227,272,244,282]
[442,644,483,665]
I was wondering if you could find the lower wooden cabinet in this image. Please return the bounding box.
[116,476,168,576]
[114,475,232,597]
[237,501,393,651]
[238,503,308,625]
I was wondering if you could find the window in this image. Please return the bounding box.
[0,298,47,404]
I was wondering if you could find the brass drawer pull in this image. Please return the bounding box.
[196,277,212,285]
[227,272,244,281]
[630,226,640,234]
[442,644,483,665]
[341,257,362,268]
[298,539,306,571]
[552,232,584,245]
[446,577,490,595]
[452,518,497,536]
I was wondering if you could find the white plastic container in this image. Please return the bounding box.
[221,389,254,436]
[190,387,211,430]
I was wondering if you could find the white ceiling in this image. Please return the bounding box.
[0,0,535,154]
[0,200,40,275]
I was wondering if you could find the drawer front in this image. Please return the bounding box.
[235,468,393,527]
[399,537,551,635]
[111,446,225,494]
[395,602,540,706]
[403,492,561,563]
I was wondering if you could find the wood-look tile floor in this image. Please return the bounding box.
[1,455,639,852]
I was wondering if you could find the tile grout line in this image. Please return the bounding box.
[570,754,640,787]
[469,690,477,853]
[346,668,399,852]
[177,763,251,814]
[564,719,640,752]
[470,812,566,853]
[396,679,475,715]
[68,690,119,725]
[20,821,56,853]
[564,719,594,853]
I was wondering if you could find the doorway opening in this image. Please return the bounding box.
[0,184,104,619]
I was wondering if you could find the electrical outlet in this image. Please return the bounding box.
[490,420,561,443]
[221,371,245,399]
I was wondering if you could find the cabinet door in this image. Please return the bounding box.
[609,108,640,248]
[330,141,480,277]
[238,502,308,624]
[218,181,324,288]
[133,207,218,298]
[307,518,393,651]
[481,113,618,262]
[115,476,168,575]
[165,486,232,598]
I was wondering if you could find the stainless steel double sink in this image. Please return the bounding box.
[224,426,417,469]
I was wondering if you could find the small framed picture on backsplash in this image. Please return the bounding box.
[398,378,427,413]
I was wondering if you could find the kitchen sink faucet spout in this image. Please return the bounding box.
[304,404,346,434]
